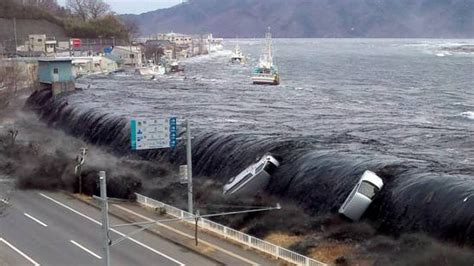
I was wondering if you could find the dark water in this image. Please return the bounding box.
[28,39,474,244]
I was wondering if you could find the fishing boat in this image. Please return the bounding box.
[167,59,185,73]
[251,29,280,85]
[135,63,165,78]
[230,44,246,64]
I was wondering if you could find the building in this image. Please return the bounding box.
[138,32,223,60]
[144,40,174,61]
[175,44,190,60]
[38,58,73,83]
[72,56,118,76]
[28,34,47,53]
[45,40,58,54]
[18,35,59,56]
[206,34,224,52]
[155,33,193,46]
[110,46,144,67]
[38,58,75,95]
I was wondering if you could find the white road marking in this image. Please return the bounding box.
[23,213,48,227]
[39,193,184,266]
[0,237,41,266]
[70,240,102,259]
[114,204,259,266]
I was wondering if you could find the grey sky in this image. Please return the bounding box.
[56,0,182,14]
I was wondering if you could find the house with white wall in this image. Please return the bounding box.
[110,46,143,67]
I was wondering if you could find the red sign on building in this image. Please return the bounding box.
[71,39,81,48]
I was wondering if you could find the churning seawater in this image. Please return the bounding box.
[29,39,474,244]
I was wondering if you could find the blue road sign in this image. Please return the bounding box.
[131,117,178,150]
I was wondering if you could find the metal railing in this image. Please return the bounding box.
[135,193,326,266]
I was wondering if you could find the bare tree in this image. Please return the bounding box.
[123,19,140,40]
[40,0,61,12]
[0,66,9,109]
[145,45,164,64]
[88,0,110,19]
[67,0,86,21]
[0,61,21,109]
[67,0,110,21]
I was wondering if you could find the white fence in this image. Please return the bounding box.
[135,193,326,266]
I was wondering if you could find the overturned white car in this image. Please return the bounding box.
[338,170,384,221]
[223,154,280,196]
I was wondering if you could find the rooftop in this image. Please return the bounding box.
[38,58,73,62]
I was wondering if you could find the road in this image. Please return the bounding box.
[0,190,219,266]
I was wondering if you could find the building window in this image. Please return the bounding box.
[53,68,59,74]
[130,54,135,58]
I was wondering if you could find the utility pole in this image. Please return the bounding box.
[194,209,199,246]
[99,171,111,266]
[75,148,87,194]
[185,119,193,214]
[13,18,18,57]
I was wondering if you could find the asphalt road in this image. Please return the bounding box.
[0,190,218,266]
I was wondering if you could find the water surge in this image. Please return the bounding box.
[26,89,474,245]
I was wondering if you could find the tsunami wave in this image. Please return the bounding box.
[26,89,474,245]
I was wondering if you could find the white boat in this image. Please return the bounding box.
[230,44,246,64]
[135,62,166,78]
[251,28,280,85]
[167,60,185,73]
[223,154,280,196]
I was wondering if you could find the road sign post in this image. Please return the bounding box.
[130,117,193,214]
[179,165,188,184]
[185,119,193,214]
[131,118,177,150]
[99,171,111,266]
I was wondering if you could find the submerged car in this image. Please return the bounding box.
[338,170,384,221]
[223,154,280,196]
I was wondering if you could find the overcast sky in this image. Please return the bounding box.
[56,0,182,14]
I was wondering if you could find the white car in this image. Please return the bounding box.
[338,170,384,221]
[223,154,280,196]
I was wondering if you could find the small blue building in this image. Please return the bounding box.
[38,58,75,96]
[38,58,74,84]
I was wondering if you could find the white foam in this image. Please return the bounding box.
[460,111,474,120]
[182,50,233,64]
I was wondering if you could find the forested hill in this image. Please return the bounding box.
[122,0,474,38]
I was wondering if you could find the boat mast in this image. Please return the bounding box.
[265,27,273,66]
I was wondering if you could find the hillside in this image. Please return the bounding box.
[0,0,66,41]
[0,0,132,42]
[122,0,474,38]
[0,18,67,42]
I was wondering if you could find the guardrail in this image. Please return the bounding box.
[135,193,326,266]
